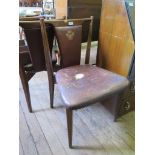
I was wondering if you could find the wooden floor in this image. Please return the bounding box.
[19,44,135,155]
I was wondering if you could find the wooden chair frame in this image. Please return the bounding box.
[39,17,94,148]
[19,20,56,112]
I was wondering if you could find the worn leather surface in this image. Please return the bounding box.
[56,65,129,109]
[23,24,55,71]
[55,26,82,68]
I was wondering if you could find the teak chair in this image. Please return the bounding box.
[19,21,57,112]
[40,17,129,148]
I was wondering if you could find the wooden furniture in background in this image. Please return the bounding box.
[40,17,129,148]
[54,0,67,19]
[98,0,135,117]
[55,0,102,41]
[19,21,57,112]
[19,0,43,7]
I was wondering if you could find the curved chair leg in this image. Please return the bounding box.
[66,108,73,148]
[19,64,32,113]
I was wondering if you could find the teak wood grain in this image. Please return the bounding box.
[98,0,134,77]
[97,0,135,118]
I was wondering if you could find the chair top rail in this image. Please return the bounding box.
[19,16,42,21]
[19,17,92,27]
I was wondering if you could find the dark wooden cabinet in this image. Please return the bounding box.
[119,81,135,116]
[55,0,102,41]
[98,0,135,118]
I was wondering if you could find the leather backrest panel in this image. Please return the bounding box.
[55,25,82,68]
[24,24,54,71]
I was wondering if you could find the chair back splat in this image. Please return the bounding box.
[55,25,82,67]
[54,16,94,67]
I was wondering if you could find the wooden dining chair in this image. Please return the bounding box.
[40,17,129,148]
[19,20,57,112]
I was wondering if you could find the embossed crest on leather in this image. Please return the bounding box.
[55,25,82,67]
[65,30,75,40]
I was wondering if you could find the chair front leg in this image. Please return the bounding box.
[19,64,32,112]
[49,81,54,108]
[47,73,55,108]
[66,108,73,148]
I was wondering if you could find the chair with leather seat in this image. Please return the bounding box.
[19,21,57,112]
[40,17,129,148]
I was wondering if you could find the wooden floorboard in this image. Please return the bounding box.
[19,96,53,155]
[84,105,135,149]
[20,89,67,155]
[19,138,25,155]
[81,106,135,155]
[75,109,124,155]
[19,45,134,155]
[19,105,38,155]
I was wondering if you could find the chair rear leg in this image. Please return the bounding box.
[19,65,32,112]
[66,108,73,148]
[113,92,123,122]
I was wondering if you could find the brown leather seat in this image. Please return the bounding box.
[56,65,129,109]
